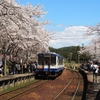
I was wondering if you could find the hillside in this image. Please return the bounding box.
[49,46,88,63]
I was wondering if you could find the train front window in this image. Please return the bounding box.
[44,54,50,65]
[38,54,56,65]
[51,54,56,65]
[44,57,50,65]
[38,54,44,65]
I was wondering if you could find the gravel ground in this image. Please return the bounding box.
[10,70,83,100]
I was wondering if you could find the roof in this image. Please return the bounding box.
[38,52,64,58]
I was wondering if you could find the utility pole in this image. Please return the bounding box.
[69,52,72,65]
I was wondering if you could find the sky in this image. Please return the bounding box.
[17,0,100,48]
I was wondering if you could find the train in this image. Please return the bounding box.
[35,52,65,78]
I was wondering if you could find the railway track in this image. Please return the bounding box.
[53,70,83,100]
[0,80,50,100]
[0,69,83,100]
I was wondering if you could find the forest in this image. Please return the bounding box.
[50,46,90,63]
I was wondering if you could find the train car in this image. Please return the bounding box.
[35,52,64,77]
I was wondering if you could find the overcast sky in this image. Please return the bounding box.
[18,0,100,48]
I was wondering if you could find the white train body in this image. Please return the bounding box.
[35,52,64,76]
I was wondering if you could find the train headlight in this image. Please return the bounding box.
[39,66,43,69]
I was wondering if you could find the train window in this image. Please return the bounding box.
[58,57,63,65]
[38,54,44,65]
[44,57,50,65]
[43,54,50,65]
[51,54,56,65]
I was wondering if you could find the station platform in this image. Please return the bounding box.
[83,70,100,100]
[0,73,34,82]
[0,73,35,91]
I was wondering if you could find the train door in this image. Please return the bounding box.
[44,54,51,73]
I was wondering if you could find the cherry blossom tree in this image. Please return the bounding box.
[0,0,53,74]
[80,24,100,59]
[0,0,52,59]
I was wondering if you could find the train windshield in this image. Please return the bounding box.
[44,54,50,65]
[38,54,56,65]
[38,54,50,65]
[38,54,43,65]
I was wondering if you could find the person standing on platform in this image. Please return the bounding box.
[23,63,27,73]
[94,62,99,76]
[0,65,4,76]
[0,65,3,76]
[92,62,99,83]
[17,63,21,74]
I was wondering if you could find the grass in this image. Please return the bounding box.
[0,79,38,94]
[65,62,81,70]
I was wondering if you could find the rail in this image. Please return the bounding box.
[53,70,82,100]
[0,80,50,100]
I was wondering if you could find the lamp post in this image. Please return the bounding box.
[78,53,80,64]
[77,51,80,64]
[69,52,72,66]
